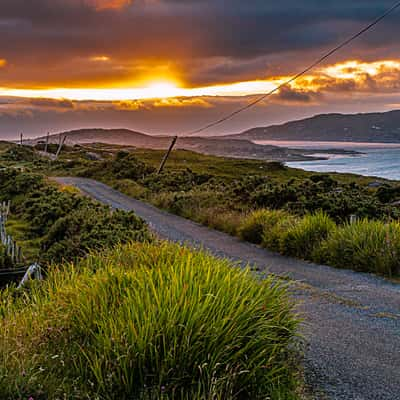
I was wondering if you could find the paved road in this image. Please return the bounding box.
[56,177,400,400]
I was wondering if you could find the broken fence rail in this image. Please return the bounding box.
[0,263,43,289]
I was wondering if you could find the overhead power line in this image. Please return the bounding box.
[183,0,400,137]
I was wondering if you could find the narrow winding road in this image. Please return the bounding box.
[57,177,400,400]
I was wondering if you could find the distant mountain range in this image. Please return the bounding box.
[27,128,357,162]
[27,109,400,161]
[224,110,400,143]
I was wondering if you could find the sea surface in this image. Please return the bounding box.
[254,140,400,181]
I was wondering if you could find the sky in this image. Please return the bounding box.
[0,0,400,139]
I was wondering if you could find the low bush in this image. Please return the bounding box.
[0,242,299,399]
[0,170,152,265]
[142,169,211,193]
[42,208,151,263]
[239,209,291,245]
[0,145,40,162]
[316,219,400,276]
[280,212,336,259]
[262,215,299,253]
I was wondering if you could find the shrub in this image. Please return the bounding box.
[316,219,400,276]
[0,170,152,265]
[0,170,43,200]
[142,169,211,193]
[239,209,290,245]
[262,215,299,253]
[111,152,156,180]
[0,242,299,399]
[42,208,151,263]
[0,145,40,162]
[279,212,336,259]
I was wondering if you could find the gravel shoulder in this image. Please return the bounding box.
[56,177,400,400]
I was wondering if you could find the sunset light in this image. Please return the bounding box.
[0,78,281,101]
[0,1,399,138]
[322,60,400,80]
[0,59,399,102]
[1,3,400,399]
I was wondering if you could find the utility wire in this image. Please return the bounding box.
[183,0,400,137]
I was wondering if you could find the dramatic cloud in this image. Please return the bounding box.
[0,0,399,137]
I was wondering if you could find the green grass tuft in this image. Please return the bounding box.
[0,242,299,399]
[315,219,400,276]
[280,212,336,259]
[239,209,291,245]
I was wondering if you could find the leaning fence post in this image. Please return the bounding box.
[17,246,22,264]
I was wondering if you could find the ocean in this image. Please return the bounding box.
[254,141,400,181]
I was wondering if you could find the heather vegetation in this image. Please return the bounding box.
[0,168,151,265]
[3,142,400,276]
[0,145,301,399]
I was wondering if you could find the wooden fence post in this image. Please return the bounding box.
[45,132,50,154]
[55,135,67,160]
[158,136,178,174]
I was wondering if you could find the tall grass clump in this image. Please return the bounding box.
[0,242,299,400]
[316,219,400,276]
[238,209,291,245]
[262,215,299,253]
[195,207,245,236]
[279,212,336,259]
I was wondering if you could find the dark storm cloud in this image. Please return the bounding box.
[275,86,322,104]
[0,0,399,86]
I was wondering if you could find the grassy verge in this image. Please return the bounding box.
[0,242,300,400]
[4,218,41,262]
[239,210,400,277]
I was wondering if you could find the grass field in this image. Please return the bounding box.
[1,142,400,277]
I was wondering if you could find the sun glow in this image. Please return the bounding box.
[0,59,399,102]
[0,78,281,101]
[145,81,182,98]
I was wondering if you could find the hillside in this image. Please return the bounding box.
[224,110,400,142]
[28,128,357,161]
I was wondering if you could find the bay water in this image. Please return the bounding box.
[254,141,400,181]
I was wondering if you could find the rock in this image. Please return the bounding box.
[85,152,102,161]
[368,181,384,188]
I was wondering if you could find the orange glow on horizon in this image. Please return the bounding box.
[0,59,399,102]
[0,79,281,101]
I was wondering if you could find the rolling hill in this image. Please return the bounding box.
[224,110,400,143]
[28,128,352,162]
